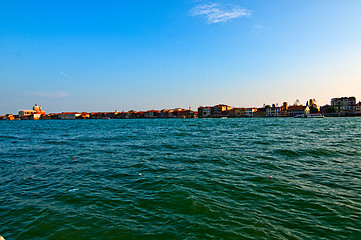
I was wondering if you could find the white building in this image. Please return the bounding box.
[245,108,257,117]
[266,106,281,117]
[18,104,45,119]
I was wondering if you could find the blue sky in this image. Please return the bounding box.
[1,0,361,114]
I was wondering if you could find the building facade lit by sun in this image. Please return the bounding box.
[18,104,46,120]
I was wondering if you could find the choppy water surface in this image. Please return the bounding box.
[1,118,361,239]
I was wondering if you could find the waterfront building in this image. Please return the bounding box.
[254,108,266,117]
[279,102,288,117]
[41,113,61,120]
[60,112,81,120]
[138,111,145,118]
[287,105,310,117]
[40,114,51,120]
[211,104,232,118]
[116,112,130,119]
[103,112,119,119]
[181,108,197,118]
[50,113,61,119]
[280,109,287,117]
[221,108,232,117]
[245,108,257,117]
[225,108,235,117]
[320,105,331,115]
[172,108,186,118]
[306,98,320,113]
[18,104,46,120]
[90,112,104,119]
[266,104,281,117]
[127,110,142,118]
[331,96,356,116]
[232,108,246,117]
[159,109,173,118]
[144,110,160,118]
[197,107,204,118]
[203,107,212,117]
[79,112,90,119]
[356,102,361,115]
[3,114,15,120]
[197,106,212,118]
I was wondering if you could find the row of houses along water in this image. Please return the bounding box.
[199,98,361,118]
[1,97,361,120]
[198,101,309,118]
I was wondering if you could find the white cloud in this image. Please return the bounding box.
[36,92,69,98]
[190,2,251,24]
[253,24,263,33]
[59,71,70,78]
[254,24,263,29]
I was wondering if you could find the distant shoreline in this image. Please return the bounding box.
[1,114,361,121]
[2,96,360,120]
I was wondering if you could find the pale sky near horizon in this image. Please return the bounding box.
[1,0,361,114]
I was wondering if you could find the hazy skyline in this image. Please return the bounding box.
[1,0,361,114]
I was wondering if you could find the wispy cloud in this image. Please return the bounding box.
[254,24,263,29]
[190,2,251,24]
[36,91,69,98]
[253,24,263,33]
[59,71,70,78]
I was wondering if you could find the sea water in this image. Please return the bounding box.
[0,118,360,239]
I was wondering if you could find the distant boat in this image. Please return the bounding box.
[307,113,324,118]
[294,113,324,118]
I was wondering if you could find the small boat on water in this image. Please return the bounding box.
[307,113,324,118]
[294,113,324,118]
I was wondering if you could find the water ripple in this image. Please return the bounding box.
[0,118,361,239]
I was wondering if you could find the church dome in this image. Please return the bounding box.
[33,104,40,112]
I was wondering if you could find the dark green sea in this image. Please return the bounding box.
[1,118,360,240]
